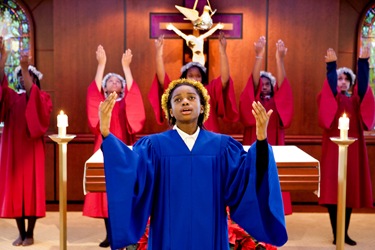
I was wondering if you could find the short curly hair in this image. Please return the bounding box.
[161,78,210,127]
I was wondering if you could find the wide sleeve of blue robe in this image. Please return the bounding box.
[102,131,287,249]
[225,139,287,246]
[102,134,155,249]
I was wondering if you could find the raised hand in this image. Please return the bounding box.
[96,45,107,66]
[276,39,287,61]
[325,48,337,63]
[19,51,31,68]
[155,34,166,86]
[359,46,370,59]
[121,49,133,68]
[99,92,117,137]
[218,31,227,53]
[155,34,164,52]
[254,36,266,57]
[252,101,273,141]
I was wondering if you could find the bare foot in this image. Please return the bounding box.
[12,236,23,246]
[22,237,34,246]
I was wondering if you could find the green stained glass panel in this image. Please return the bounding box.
[1,0,31,90]
[361,5,375,94]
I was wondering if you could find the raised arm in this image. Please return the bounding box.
[325,48,338,95]
[218,31,230,88]
[0,37,7,83]
[357,46,370,98]
[155,35,166,87]
[20,52,33,94]
[252,36,266,89]
[275,39,287,87]
[95,45,107,92]
[122,49,133,91]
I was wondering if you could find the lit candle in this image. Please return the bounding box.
[338,113,349,139]
[57,110,68,137]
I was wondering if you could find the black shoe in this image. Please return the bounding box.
[332,237,357,246]
[99,238,110,248]
[345,236,357,246]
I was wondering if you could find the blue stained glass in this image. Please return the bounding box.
[360,5,375,94]
[0,1,32,90]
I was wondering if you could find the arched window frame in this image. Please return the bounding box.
[358,2,375,93]
[0,0,34,89]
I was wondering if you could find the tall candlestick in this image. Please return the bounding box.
[57,110,68,137]
[338,113,349,140]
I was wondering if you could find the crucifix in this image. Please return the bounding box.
[150,0,242,66]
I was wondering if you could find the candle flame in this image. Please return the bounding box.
[342,113,346,118]
[60,110,64,115]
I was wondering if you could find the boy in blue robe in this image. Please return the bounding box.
[99,78,288,249]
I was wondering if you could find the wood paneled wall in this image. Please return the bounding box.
[20,0,374,205]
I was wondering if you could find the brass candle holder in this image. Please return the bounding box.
[330,137,356,250]
[49,134,76,250]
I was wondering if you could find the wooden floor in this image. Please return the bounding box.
[0,207,374,249]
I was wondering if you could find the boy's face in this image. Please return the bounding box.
[337,73,350,92]
[169,85,203,125]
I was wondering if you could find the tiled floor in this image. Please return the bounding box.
[0,211,374,249]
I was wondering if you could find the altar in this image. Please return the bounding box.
[83,145,320,194]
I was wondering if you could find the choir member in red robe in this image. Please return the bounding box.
[239,36,293,146]
[0,38,53,247]
[84,45,145,248]
[148,32,238,132]
[238,37,293,244]
[317,47,375,246]
[99,79,287,250]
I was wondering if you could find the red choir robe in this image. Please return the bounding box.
[239,74,294,217]
[239,74,293,146]
[148,73,239,132]
[0,77,52,218]
[317,80,375,208]
[83,80,145,217]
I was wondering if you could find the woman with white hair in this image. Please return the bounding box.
[317,47,375,246]
[84,45,145,248]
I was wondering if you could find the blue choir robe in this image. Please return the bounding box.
[102,129,288,250]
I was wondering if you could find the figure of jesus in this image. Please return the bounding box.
[167,22,224,66]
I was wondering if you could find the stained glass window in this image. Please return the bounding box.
[0,0,32,89]
[360,3,375,93]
